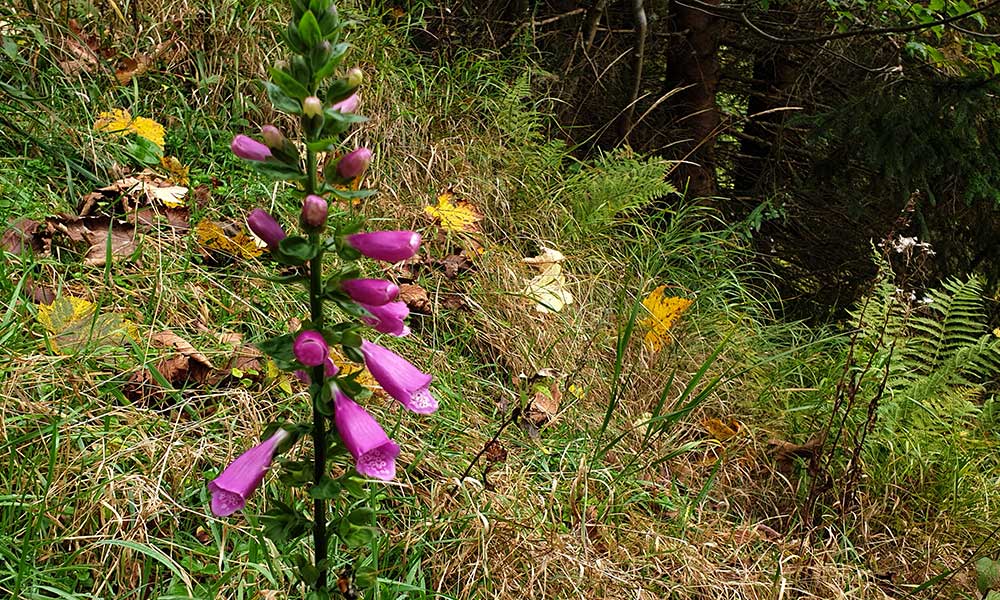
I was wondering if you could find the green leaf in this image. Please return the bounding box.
[343,344,364,364]
[259,333,297,370]
[249,159,306,181]
[346,507,374,527]
[309,476,342,499]
[341,330,362,348]
[126,135,163,165]
[269,67,310,100]
[340,475,366,498]
[278,236,319,263]
[326,187,378,201]
[298,11,322,48]
[337,518,376,548]
[265,81,301,114]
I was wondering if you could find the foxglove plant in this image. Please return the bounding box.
[207,2,436,597]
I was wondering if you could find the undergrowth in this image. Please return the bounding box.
[1,1,998,599]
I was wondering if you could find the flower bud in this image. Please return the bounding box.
[346,230,421,263]
[303,95,324,118]
[261,125,286,149]
[330,93,359,114]
[341,278,400,305]
[293,330,329,367]
[346,67,363,88]
[246,209,287,249]
[231,135,272,161]
[337,147,372,180]
[301,194,329,230]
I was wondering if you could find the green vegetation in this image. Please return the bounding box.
[1,1,998,599]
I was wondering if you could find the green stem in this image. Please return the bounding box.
[306,146,329,591]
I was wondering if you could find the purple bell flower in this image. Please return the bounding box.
[340,278,400,306]
[336,147,372,180]
[360,339,437,414]
[247,209,287,249]
[330,93,359,114]
[301,194,329,230]
[208,428,290,517]
[346,231,421,263]
[294,330,329,367]
[360,301,410,337]
[231,135,272,161]
[333,389,400,481]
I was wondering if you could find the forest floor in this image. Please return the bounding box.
[1,2,998,599]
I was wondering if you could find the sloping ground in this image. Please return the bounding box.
[1,2,996,599]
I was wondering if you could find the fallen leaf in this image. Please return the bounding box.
[46,215,138,267]
[522,263,573,313]
[424,190,482,232]
[2,218,43,255]
[523,246,565,269]
[94,109,165,149]
[702,417,741,442]
[526,381,562,426]
[160,155,190,186]
[37,296,137,354]
[149,185,188,208]
[639,285,692,351]
[440,253,471,279]
[399,284,431,313]
[151,330,214,369]
[195,219,263,260]
[114,39,174,85]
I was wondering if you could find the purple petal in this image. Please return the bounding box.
[208,429,289,517]
[231,135,272,162]
[246,209,287,248]
[294,331,329,367]
[359,339,437,414]
[333,391,400,480]
[336,147,372,180]
[346,231,421,263]
[360,301,410,336]
[331,93,360,114]
[341,278,400,306]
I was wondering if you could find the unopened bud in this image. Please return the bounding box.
[300,194,329,230]
[303,96,324,117]
[261,125,285,149]
[346,67,363,89]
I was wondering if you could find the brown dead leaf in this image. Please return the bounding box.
[526,382,561,426]
[399,284,431,313]
[151,330,214,369]
[483,440,508,464]
[115,39,174,85]
[2,218,44,255]
[769,435,823,461]
[440,293,465,311]
[46,215,138,267]
[440,253,471,278]
[59,36,100,76]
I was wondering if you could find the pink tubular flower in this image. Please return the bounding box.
[209,428,290,517]
[294,357,339,384]
[330,93,359,114]
[360,301,410,336]
[359,339,437,414]
[301,194,329,229]
[333,389,399,480]
[341,278,399,306]
[231,135,272,161]
[336,147,372,180]
[294,330,329,367]
[346,231,421,263]
[247,209,287,248]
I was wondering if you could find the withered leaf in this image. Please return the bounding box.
[151,330,214,369]
[45,215,139,267]
[399,284,431,313]
[526,381,562,426]
[483,440,508,464]
[2,218,44,256]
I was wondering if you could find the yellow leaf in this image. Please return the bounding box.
[424,191,482,232]
[702,418,741,442]
[37,296,137,354]
[195,220,263,259]
[160,155,190,185]
[94,109,165,149]
[150,185,188,208]
[522,262,573,313]
[639,286,692,351]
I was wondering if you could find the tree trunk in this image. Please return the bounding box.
[664,0,722,199]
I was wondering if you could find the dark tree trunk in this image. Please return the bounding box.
[664,0,722,199]
[734,46,797,199]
